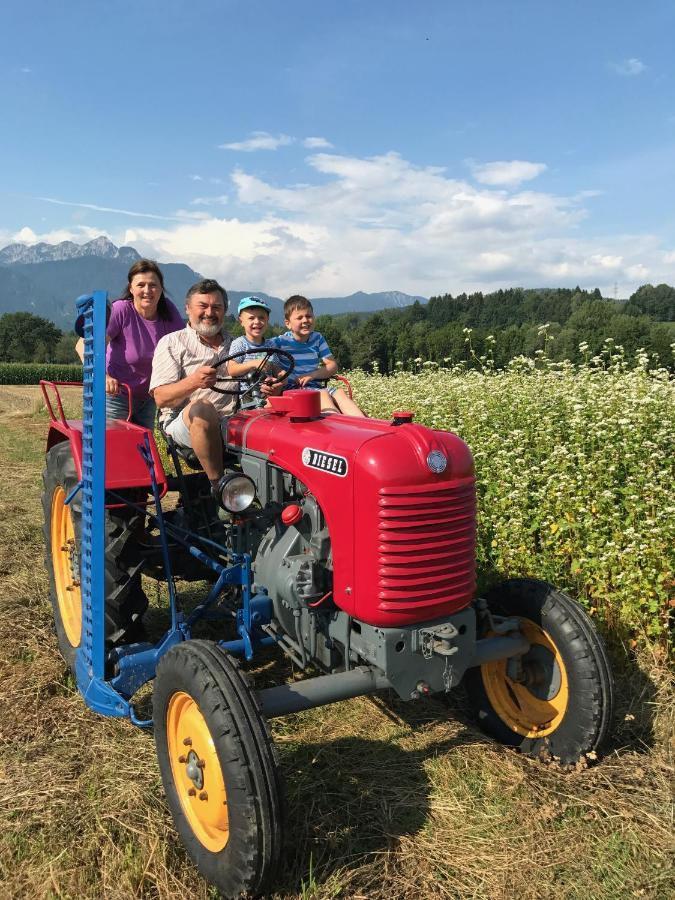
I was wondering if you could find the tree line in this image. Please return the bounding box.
[1,283,673,370]
[311,283,675,372]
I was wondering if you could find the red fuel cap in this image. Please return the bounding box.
[392,410,414,425]
[281,504,303,526]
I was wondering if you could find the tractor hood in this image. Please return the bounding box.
[224,391,476,626]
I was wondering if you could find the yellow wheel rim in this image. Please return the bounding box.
[482,618,569,738]
[51,486,82,648]
[166,691,229,852]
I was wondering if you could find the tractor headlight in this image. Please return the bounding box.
[217,474,256,512]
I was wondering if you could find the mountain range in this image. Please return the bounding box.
[0,237,427,330]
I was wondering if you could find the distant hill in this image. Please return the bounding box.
[0,237,428,330]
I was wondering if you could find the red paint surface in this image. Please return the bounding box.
[226,397,476,627]
[47,420,167,494]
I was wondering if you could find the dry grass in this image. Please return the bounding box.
[0,387,673,899]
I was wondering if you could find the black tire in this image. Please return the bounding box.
[465,578,614,765]
[153,640,283,898]
[42,440,148,669]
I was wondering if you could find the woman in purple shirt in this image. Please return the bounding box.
[77,259,184,429]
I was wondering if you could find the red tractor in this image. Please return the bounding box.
[42,292,613,897]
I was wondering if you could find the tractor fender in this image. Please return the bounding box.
[46,420,167,492]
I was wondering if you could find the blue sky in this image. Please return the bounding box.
[1,0,673,298]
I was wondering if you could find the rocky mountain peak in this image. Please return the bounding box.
[0,236,141,266]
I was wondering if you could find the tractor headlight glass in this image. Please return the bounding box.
[220,474,256,512]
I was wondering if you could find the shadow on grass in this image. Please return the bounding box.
[275,731,467,894]
[602,636,661,755]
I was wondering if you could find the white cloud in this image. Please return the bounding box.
[109,150,667,299]
[611,57,646,76]
[470,159,547,186]
[17,150,670,300]
[189,174,203,181]
[10,224,112,245]
[219,131,294,152]
[20,66,32,74]
[588,254,623,269]
[303,136,333,149]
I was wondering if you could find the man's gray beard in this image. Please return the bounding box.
[193,321,222,337]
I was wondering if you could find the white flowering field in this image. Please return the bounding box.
[348,355,674,649]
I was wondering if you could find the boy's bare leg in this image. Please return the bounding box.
[319,389,340,413]
[184,399,223,480]
[332,387,365,417]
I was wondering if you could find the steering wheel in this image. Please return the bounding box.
[210,346,296,401]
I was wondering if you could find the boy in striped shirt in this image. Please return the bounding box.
[273,295,364,416]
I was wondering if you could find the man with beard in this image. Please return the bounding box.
[150,278,266,500]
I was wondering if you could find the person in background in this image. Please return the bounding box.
[273,294,364,416]
[76,259,184,429]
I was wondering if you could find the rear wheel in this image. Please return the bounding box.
[42,441,148,669]
[153,641,283,898]
[465,578,614,765]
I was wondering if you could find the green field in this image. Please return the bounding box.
[0,370,672,900]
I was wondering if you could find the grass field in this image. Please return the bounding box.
[0,384,673,899]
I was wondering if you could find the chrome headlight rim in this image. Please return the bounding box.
[217,473,256,512]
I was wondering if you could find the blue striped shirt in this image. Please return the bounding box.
[271,331,333,389]
[229,335,277,363]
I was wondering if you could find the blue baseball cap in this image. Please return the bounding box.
[238,295,271,314]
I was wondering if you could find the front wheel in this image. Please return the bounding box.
[465,579,614,765]
[153,641,283,898]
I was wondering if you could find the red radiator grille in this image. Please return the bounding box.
[377,478,476,611]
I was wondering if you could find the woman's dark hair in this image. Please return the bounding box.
[122,258,171,320]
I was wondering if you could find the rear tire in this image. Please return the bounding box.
[465,578,614,765]
[42,441,148,669]
[153,641,283,898]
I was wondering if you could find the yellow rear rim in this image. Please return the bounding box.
[482,618,569,738]
[166,691,229,852]
[50,486,82,648]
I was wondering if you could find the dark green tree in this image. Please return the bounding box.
[0,312,62,362]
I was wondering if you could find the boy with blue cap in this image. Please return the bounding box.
[227,296,279,378]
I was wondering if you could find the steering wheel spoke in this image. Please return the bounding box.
[211,346,295,398]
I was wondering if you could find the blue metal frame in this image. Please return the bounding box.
[70,291,274,727]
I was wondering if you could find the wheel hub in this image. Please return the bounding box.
[517,644,561,700]
[66,538,80,585]
[184,748,205,790]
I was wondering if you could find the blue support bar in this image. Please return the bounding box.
[74,291,131,719]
